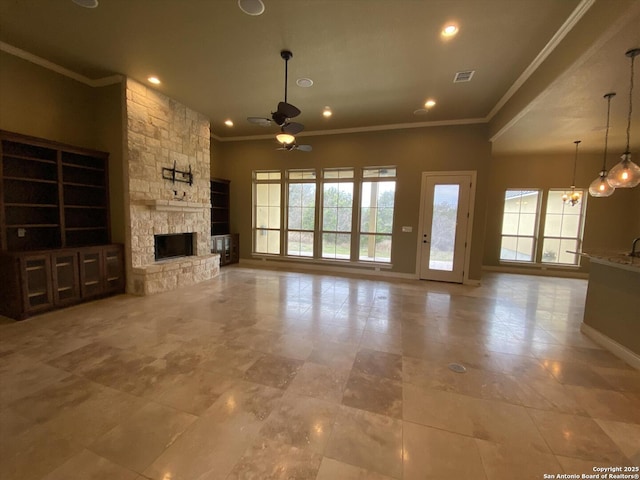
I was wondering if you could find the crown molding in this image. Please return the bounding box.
[215,117,488,143]
[486,0,595,123]
[0,41,122,87]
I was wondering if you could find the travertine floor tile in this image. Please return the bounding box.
[41,449,138,480]
[403,384,549,453]
[226,437,323,479]
[316,457,396,480]
[257,393,338,454]
[403,422,487,480]
[475,439,562,480]
[527,409,628,463]
[0,268,633,479]
[243,353,304,390]
[287,361,349,403]
[324,405,403,479]
[342,370,403,418]
[88,402,197,472]
[594,419,640,464]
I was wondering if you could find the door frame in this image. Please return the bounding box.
[415,171,477,284]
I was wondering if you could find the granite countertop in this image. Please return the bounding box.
[575,250,640,272]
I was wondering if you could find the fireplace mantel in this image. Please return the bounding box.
[135,199,209,213]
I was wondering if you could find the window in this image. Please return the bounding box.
[359,167,396,262]
[253,167,397,264]
[541,190,585,264]
[321,169,354,259]
[500,190,540,262]
[499,188,586,266]
[253,171,281,254]
[286,170,316,257]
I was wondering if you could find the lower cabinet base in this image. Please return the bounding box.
[0,244,125,321]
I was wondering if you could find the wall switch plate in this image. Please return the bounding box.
[402,226,412,233]
[18,228,26,237]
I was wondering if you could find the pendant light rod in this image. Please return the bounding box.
[624,48,639,154]
[281,50,292,105]
[571,140,581,187]
[601,93,615,171]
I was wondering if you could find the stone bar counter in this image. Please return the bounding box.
[579,251,640,368]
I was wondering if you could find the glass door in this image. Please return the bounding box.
[419,174,472,283]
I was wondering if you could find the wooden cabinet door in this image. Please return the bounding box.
[79,247,104,298]
[103,245,124,293]
[19,254,54,314]
[51,251,80,306]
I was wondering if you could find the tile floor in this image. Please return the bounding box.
[0,266,639,480]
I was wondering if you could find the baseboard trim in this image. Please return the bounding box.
[483,265,588,279]
[240,258,418,280]
[580,323,640,370]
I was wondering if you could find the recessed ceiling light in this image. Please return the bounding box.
[296,78,314,88]
[441,24,458,37]
[224,119,234,127]
[413,109,428,115]
[238,0,265,16]
[322,107,332,118]
[424,99,436,108]
[72,0,99,8]
[147,76,161,85]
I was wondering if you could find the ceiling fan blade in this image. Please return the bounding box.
[282,122,304,134]
[296,144,313,152]
[247,116,271,126]
[277,101,301,119]
[271,111,288,126]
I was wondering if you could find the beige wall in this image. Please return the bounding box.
[0,52,126,245]
[0,52,97,148]
[215,124,491,280]
[484,152,640,274]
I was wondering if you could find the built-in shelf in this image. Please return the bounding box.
[1,130,110,251]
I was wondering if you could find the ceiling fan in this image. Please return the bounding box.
[247,50,305,136]
[277,142,313,152]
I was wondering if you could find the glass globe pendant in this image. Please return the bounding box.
[589,93,616,197]
[563,140,583,207]
[608,48,640,189]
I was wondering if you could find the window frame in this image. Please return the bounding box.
[499,188,587,267]
[499,189,542,263]
[320,168,355,260]
[285,169,318,258]
[357,167,397,264]
[540,188,587,266]
[252,170,283,255]
[251,166,397,266]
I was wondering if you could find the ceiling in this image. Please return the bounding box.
[0,0,639,154]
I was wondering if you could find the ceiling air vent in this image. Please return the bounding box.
[453,70,475,83]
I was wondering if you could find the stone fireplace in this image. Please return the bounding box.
[124,78,219,295]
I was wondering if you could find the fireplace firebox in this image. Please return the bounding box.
[154,233,194,261]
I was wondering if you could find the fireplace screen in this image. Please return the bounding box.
[154,233,194,261]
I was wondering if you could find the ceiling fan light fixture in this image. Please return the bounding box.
[72,0,99,8]
[296,78,313,88]
[276,133,295,145]
[441,24,458,37]
[238,0,265,16]
[608,47,640,189]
